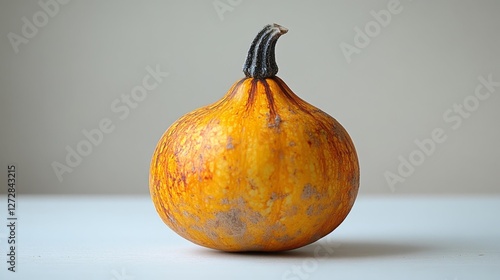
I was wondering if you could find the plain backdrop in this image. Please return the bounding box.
[1,0,499,195]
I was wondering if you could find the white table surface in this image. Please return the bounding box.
[0,195,499,280]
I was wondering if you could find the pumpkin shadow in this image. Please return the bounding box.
[193,247,311,259]
[194,239,437,260]
[295,239,436,259]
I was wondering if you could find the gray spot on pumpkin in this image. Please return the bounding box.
[214,209,247,237]
[285,205,298,216]
[306,205,315,216]
[263,223,287,240]
[247,211,264,224]
[226,136,234,150]
[302,184,321,199]
[206,230,218,241]
[270,192,278,201]
[248,179,258,190]
[270,192,289,202]
[217,197,263,225]
[190,224,205,233]
[306,130,321,146]
[276,234,293,243]
[266,113,282,129]
[182,210,201,222]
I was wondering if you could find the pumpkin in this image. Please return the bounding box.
[149,23,359,252]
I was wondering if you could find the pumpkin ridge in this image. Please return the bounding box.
[272,77,313,115]
[226,78,247,99]
[261,79,279,126]
[244,79,259,113]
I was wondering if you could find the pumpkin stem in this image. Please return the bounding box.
[243,23,288,79]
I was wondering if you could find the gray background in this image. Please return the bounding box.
[1,0,499,195]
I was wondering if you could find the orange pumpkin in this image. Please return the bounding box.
[149,23,359,252]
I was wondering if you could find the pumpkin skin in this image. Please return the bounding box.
[149,24,359,252]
